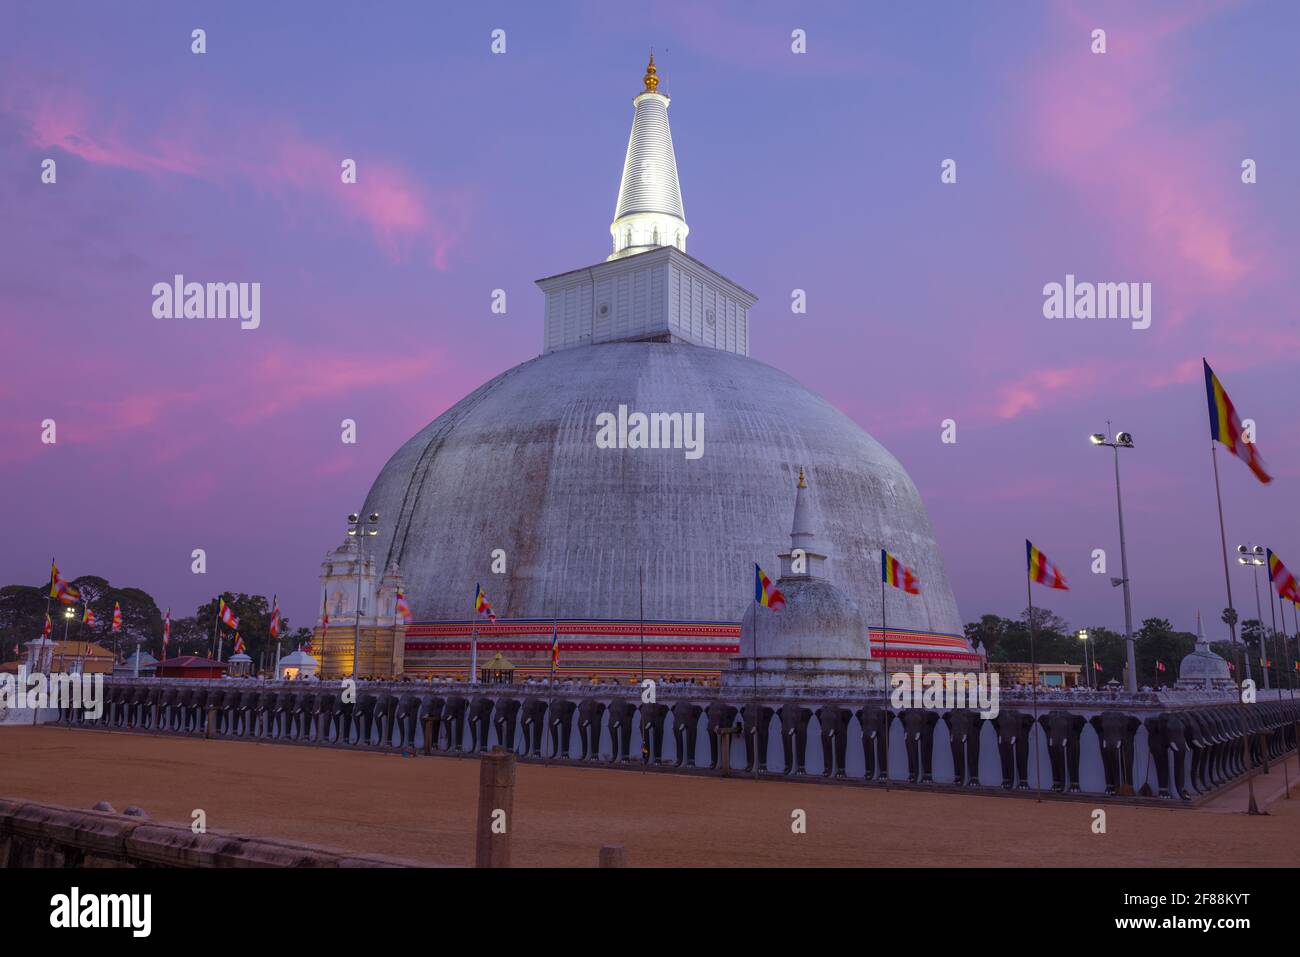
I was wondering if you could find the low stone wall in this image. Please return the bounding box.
[0,798,422,868]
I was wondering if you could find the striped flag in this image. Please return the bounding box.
[1267,549,1299,603]
[1027,540,1069,590]
[551,620,560,668]
[162,608,170,647]
[320,591,330,631]
[42,612,52,638]
[474,583,497,623]
[218,597,238,629]
[269,595,281,638]
[754,564,785,610]
[395,587,412,624]
[882,550,920,594]
[233,633,245,655]
[1205,359,1270,483]
[111,602,123,632]
[82,606,96,626]
[1094,661,1102,672]
[1156,660,1166,673]
[49,561,80,605]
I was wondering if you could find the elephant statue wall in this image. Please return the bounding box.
[442,695,468,752]
[944,709,984,787]
[671,702,703,768]
[519,697,547,757]
[468,697,495,752]
[295,692,318,741]
[578,699,606,761]
[638,703,669,764]
[741,703,775,773]
[1089,710,1140,796]
[705,702,739,770]
[855,704,893,782]
[550,699,578,759]
[492,698,521,755]
[394,694,421,749]
[1037,710,1086,793]
[815,706,852,778]
[173,688,195,732]
[994,710,1036,790]
[313,692,338,743]
[606,699,636,763]
[778,704,813,776]
[369,692,395,747]
[898,709,940,784]
[1144,712,1190,800]
[418,695,445,752]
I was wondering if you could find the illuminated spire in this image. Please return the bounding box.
[609,53,688,260]
[643,50,660,93]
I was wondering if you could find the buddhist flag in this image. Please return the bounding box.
[882,550,920,594]
[233,633,245,654]
[1027,540,1069,590]
[1267,549,1300,603]
[269,595,282,639]
[42,612,52,638]
[1204,359,1270,483]
[395,587,412,624]
[754,564,785,610]
[49,561,80,605]
[218,597,238,629]
[320,590,330,630]
[1094,661,1102,672]
[1156,660,1166,673]
[82,606,96,626]
[474,583,497,623]
[162,608,170,647]
[111,602,123,632]
[551,620,561,668]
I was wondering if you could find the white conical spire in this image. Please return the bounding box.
[779,466,827,578]
[608,53,689,260]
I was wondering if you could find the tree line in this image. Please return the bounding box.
[965,607,1298,688]
[0,576,311,669]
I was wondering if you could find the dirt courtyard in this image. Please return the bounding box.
[4,725,1297,867]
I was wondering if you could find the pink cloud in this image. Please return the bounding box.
[995,363,1097,420]
[3,83,469,267]
[1020,1,1263,315]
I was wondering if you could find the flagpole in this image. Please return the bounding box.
[211,596,220,662]
[75,604,88,675]
[639,564,645,683]
[1210,443,1260,814]
[1025,572,1042,800]
[1265,574,1290,798]
[752,593,759,783]
[881,560,889,790]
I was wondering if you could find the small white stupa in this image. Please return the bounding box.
[723,468,881,689]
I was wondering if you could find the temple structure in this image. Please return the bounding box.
[313,57,976,681]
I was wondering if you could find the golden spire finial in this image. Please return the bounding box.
[797,466,807,489]
[643,50,659,93]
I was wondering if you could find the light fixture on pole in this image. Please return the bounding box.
[1236,544,1266,686]
[1076,628,1091,688]
[1091,428,1137,692]
[347,511,380,679]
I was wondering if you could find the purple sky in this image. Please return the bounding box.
[3,0,1298,637]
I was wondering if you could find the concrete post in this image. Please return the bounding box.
[474,747,516,867]
[204,705,215,739]
[599,844,627,868]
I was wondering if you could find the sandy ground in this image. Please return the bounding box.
[4,725,1298,867]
